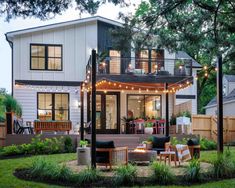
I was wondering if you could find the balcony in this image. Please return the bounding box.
[86,56,192,77]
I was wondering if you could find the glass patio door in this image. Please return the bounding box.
[96,92,120,134]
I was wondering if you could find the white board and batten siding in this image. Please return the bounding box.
[12,21,98,82]
[14,86,81,130]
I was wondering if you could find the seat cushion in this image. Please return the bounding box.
[152,136,170,149]
[96,141,115,148]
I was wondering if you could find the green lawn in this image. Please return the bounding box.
[0,148,235,188]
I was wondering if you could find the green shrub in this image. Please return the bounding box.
[170,137,187,146]
[211,150,235,178]
[200,138,217,150]
[30,157,74,181]
[114,164,137,186]
[3,94,22,117]
[0,135,74,157]
[184,158,201,182]
[1,145,22,156]
[64,136,74,152]
[151,161,174,185]
[77,167,101,185]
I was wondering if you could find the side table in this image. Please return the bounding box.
[77,147,91,165]
[159,151,178,166]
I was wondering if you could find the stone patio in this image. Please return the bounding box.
[65,160,212,177]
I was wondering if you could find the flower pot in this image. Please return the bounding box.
[146,142,153,150]
[144,127,153,134]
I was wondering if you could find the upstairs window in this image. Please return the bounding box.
[30,44,62,71]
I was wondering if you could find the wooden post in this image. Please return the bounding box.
[6,112,14,134]
[91,49,97,168]
[80,88,84,141]
[217,55,223,153]
[165,83,169,137]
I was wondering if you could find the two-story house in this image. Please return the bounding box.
[6,16,200,134]
[205,74,235,116]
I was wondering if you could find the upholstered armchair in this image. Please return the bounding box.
[96,141,128,169]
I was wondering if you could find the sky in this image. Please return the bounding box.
[0,1,140,93]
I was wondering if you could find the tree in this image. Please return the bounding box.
[0,0,128,21]
[112,0,235,153]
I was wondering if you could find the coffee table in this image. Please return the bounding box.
[128,149,157,163]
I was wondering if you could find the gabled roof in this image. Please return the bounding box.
[224,74,235,82]
[205,89,235,108]
[176,51,202,68]
[5,16,123,38]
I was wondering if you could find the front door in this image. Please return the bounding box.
[96,92,120,134]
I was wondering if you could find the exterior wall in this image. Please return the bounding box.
[206,101,235,116]
[12,21,98,83]
[14,85,80,130]
[175,69,197,114]
[164,49,175,74]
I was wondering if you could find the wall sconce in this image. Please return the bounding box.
[77,101,81,108]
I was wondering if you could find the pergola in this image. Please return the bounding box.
[80,50,194,168]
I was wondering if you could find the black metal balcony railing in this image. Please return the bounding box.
[86,56,192,77]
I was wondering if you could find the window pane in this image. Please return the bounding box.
[38,58,45,69]
[55,110,68,120]
[106,95,117,129]
[54,46,61,57]
[31,45,38,56]
[38,46,45,57]
[61,94,68,109]
[48,46,55,57]
[54,59,61,70]
[38,94,44,109]
[45,94,52,109]
[48,58,55,69]
[38,93,52,121]
[31,58,38,69]
[127,95,145,119]
[96,95,101,129]
[145,96,161,118]
[109,50,121,74]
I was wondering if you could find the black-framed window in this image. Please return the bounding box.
[37,93,69,121]
[135,49,164,73]
[30,44,62,71]
[127,94,161,119]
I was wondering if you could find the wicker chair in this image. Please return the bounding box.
[96,141,128,169]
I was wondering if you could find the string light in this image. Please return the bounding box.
[203,65,207,70]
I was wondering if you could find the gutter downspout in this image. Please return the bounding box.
[5,34,13,97]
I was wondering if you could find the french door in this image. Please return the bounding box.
[96,92,120,134]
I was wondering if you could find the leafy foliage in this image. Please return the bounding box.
[30,157,73,181]
[151,161,174,185]
[76,167,101,185]
[211,150,235,178]
[0,135,75,156]
[2,94,22,117]
[114,164,137,186]
[184,158,201,182]
[200,138,217,150]
[0,0,128,21]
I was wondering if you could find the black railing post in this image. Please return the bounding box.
[80,88,84,141]
[217,55,223,153]
[91,49,97,168]
[165,83,169,137]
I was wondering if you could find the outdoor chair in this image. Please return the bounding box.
[96,140,128,169]
[14,119,33,134]
[133,119,145,134]
[157,119,165,134]
[151,136,170,154]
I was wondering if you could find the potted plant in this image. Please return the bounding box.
[143,136,153,150]
[174,59,186,75]
[144,122,153,134]
[80,140,88,148]
[3,95,22,134]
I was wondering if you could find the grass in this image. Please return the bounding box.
[0,148,235,187]
[0,153,76,188]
